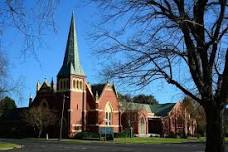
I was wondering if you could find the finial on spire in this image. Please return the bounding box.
[36,81,41,92]
[72,10,75,17]
[96,91,99,100]
[70,11,75,27]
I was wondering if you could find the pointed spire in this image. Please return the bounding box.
[58,12,84,77]
[95,91,99,101]
[51,77,54,90]
[36,81,41,92]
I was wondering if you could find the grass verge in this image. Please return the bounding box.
[60,137,204,144]
[114,137,190,144]
[0,142,19,150]
[114,137,228,144]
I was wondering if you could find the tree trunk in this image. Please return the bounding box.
[205,103,225,152]
[38,129,42,138]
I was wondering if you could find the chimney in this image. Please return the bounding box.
[29,96,33,107]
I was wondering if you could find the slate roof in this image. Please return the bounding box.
[150,103,175,117]
[121,102,153,113]
[120,102,176,117]
[91,84,106,98]
[58,13,84,77]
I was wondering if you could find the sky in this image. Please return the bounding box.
[4,1,184,107]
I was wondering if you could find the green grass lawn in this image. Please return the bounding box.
[114,137,198,144]
[0,142,18,150]
[60,137,205,144]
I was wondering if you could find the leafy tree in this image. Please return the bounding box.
[0,96,16,116]
[118,93,158,104]
[92,0,228,151]
[118,93,132,102]
[23,106,57,138]
[132,94,158,104]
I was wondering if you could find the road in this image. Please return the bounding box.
[1,139,227,152]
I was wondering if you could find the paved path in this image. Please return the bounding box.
[1,139,227,152]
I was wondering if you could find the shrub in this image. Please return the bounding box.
[116,129,134,138]
[167,132,177,138]
[74,131,99,140]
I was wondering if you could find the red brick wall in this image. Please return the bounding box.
[161,102,197,136]
[33,81,122,136]
[96,85,121,133]
[121,110,148,135]
[68,75,86,137]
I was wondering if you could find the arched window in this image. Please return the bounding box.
[105,103,112,126]
[73,80,76,88]
[139,117,146,134]
[40,99,48,109]
[76,80,79,89]
[80,81,82,89]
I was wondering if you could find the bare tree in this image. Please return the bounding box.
[0,53,7,99]
[0,0,59,54]
[182,97,206,136]
[91,0,228,151]
[23,106,57,138]
[0,0,59,101]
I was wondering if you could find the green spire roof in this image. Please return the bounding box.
[58,13,84,77]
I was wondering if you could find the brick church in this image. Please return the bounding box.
[19,14,197,138]
[30,14,121,137]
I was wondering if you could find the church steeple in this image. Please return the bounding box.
[58,12,84,77]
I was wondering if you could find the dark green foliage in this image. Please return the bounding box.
[0,96,16,116]
[74,132,100,140]
[167,132,177,138]
[0,108,34,138]
[118,93,132,102]
[132,94,158,104]
[116,129,134,138]
[0,122,33,138]
[118,93,158,105]
[102,134,114,140]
